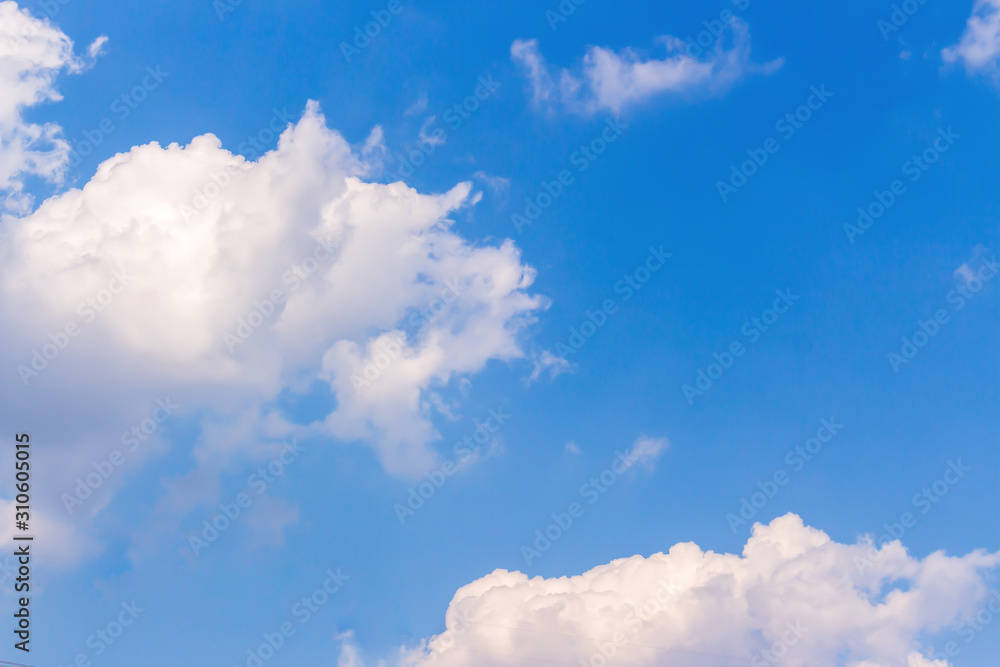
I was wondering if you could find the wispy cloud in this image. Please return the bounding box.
[524,349,571,385]
[404,94,429,116]
[512,19,782,115]
[627,434,668,469]
[943,0,1000,82]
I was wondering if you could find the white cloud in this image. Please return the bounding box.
[404,94,429,117]
[360,124,386,164]
[337,630,389,667]
[510,38,556,107]
[953,244,992,285]
[627,434,668,469]
[337,639,364,667]
[0,101,545,563]
[0,499,101,568]
[511,19,782,115]
[417,116,446,146]
[1,102,543,470]
[87,34,109,58]
[0,1,94,212]
[955,264,977,285]
[943,0,1000,80]
[471,171,510,198]
[243,495,300,550]
[401,514,999,667]
[523,349,571,385]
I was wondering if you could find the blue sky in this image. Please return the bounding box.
[1,0,1000,666]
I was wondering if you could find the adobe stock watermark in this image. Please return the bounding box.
[843,127,959,243]
[408,609,472,665]
[235,109,296,161]
[544,0,587,31]
[55,600,144,667]
[854,459,971,573]
[751,621,808,667]
[928,589,1000,662]
[682,0,753,58]
[186,440,305,557]
[877,0,932,41]
[17,270,132,386]
[886,254,996,373]
[520,449,643,566]
[34,0,73,23]
[551,246,671,358]
[394,407,511,524]
[213,0,244,21]
[0,555,21,592]
[389,74,501,181]
[62,398,180,514]
[579,577,680,667]
[340,0,404,62]
[223,237,341,353]
[579,574,786,667]
[351,332,405,393]
[352,279,465,393]
[682,289,799,405]
[232,568,348,667]
[512,117,628,233]
[66,66,168,169]
[179,108,294,219]
[717,85,834,202]
[726,418,843,533]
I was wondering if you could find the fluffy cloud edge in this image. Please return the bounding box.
[511,18,782,115]
[365,513,1000,667]
[943,0,1000,81]
[0,98,548,567]
[0,1,106,213]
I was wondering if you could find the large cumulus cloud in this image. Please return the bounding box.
[396,514,998,667]
[0,99,544,562]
